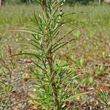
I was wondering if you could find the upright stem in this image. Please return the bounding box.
[43,0,46,19]
[0,55,13,105]
[42,0,60,109]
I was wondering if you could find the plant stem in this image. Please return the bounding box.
[43,0,46,19]
[42,1,60,109]
[0,55,13,105]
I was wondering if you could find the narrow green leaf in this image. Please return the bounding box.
[2,35,12,44]
[50,24,63,40]
[9,30,42,35]
[39,14,47,26]
[53,31,59,39]
[31,34,39,40]
[52,38,75,53]
[34,0,43,7]
[27,38,40,45]
[32,60,47,72]
[45,41,52,54]
[64,91,90,102]
[12,52,42,60]
[49,17,59,32]
[30,18,43,32]
[53,0,64,8]
[61,83,80,100]
[30,18,39,26]
[62,11,88,17]
[0,37,2,41]
[53,29,74,47]
[62,72,81,82]
[48,7,59,25]
[52,42,64,50]
[29,43,42,50]
[42,58,47,69]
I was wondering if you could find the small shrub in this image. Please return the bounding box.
[11,0,88,109]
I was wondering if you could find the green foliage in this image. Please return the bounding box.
[73,30,81,39]
[0,34,13,109]
[1,3,110,110]
[96,90,110,109]
[2,0,32,4]
[66,0,94,5]
[11,0,89,109]
[96,63,103,75]
[2,0,21,4]
[76,58,84,67]
[0,68,12,109]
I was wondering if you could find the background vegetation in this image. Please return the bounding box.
[1,0,103,5]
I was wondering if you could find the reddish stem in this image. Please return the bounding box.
[0,52,14,105]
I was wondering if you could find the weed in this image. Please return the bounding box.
[10,0,89,109]
[96,89,110,109]
[1,2,110,110]
[0,37,14,109]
